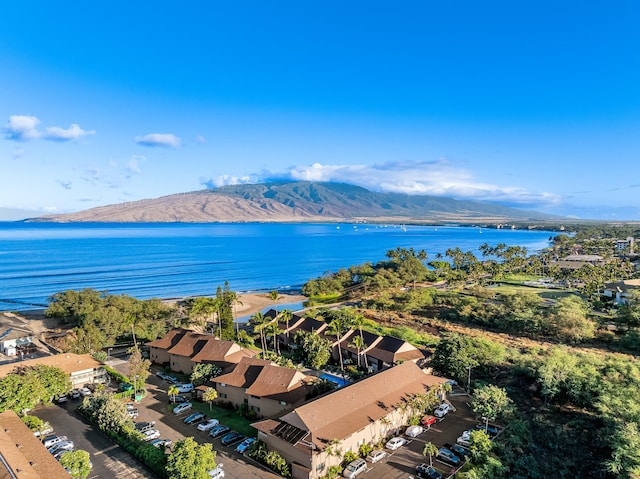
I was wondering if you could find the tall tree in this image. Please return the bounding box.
[423,442,439,468]
[470,384,511,431]
[270,290,281,313]
[349,334,367,369]
[59,450,92,479]
[202,387,218,410]
[127,346,151,395]
[168,384,180,404]
[166,437,217,479]
[280,309,293,338]
[327,318,346,373]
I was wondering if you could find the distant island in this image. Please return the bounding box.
[31,181,561,224]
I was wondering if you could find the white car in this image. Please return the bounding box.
[173,402,193,414]
[198,418,220,431]
[405,425,424,438]
[434,403,451,418]
[79,387,92,397]
[208,464,224,479]
[176,383,194,393]
[385,436,408,450]
[43,435,68,449]
[343,458,366,478]
[366,449,387,463]
[142,429,161,441]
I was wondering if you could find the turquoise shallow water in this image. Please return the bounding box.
[0,222,555,311]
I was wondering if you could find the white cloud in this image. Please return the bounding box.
[4,115,41,141]
[270,159,562,208]
[45,123,95,142]
[202,174,256,189]
[135,133,181,148]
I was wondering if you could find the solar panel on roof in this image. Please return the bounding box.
[273,422,308,445]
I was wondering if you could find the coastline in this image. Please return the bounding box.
[12,292,308,337]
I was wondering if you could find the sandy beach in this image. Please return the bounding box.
[233,292,307,317]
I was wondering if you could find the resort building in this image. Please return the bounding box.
[0,410,70,479]
[207,357,314,417]
[252,361,447,479]
[602,279,640,305]
[146,328,256,374]
[0,353,107,388]
[0,325,34,357]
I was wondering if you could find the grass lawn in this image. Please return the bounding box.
[191,401,257,437]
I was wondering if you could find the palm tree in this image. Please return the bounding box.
[351,313,366,343]
[280,309,293,339]
[251,312,268,352]
[168,384,179,404]
[423,442,439,468]
[202,387,218,410]
[269,290,280,313]
[327,319,346,373]
[189,297,219,332]
[267,321,284,354]
[349,334,367,369]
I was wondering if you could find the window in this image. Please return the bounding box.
[219,393,227,399]
[219,383,226,387]
[250,406,260,412]
[279,401,287,406]
[244,398,248,404]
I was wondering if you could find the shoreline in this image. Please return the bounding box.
[12,292,308,333]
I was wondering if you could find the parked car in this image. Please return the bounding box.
[416,463,443,479]
[156,371,171,380]
[437,448,461,466]
[456,435,471,447]
[208,464,225,479]
[70,389,81,399]
[343,458,367,478]
[385,436,408,450]
[433,403,451,418]
[474,423,500,437]
[127,408,139,418]
[198,418,220,431]
[79,387,92,397]
[366,449,387,463]
[209,425,231,438]
[170,395,190,404]
[134,421,156,432]
[221,431,244,446]
[235,437,256,453]
[150,438,173,449]
[405,425,424,437]
[56,395,68,404]
[48,440,74,455]
[43,435,68,449]
[184,412,206,424]
[142,429,161,441]
[33,423,53,438]
[176,383,194,393]
[445,443,470,459]
[173,402,193,414]
[421,415,437,427]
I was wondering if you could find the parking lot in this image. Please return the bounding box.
[358,393,481,479]
[32,361,488,479]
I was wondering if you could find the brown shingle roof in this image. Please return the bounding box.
[215,358,274,388]
[366,336,425,364]
[146,328,189,349]
[0,410,69,479]
[245,365,310,403]
[0,353,100,379]
[277,361,446,449]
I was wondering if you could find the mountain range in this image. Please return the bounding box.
[32,182,560,223]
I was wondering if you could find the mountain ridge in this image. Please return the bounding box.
[31,182,561,223]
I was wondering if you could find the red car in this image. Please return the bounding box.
[421,415,437,427]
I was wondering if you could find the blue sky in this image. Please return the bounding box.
[1,1,639,220]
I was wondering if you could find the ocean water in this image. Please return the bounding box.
[0,222,555,311]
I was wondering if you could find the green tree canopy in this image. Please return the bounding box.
[166,437,217,479]
[59,450,92,479]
